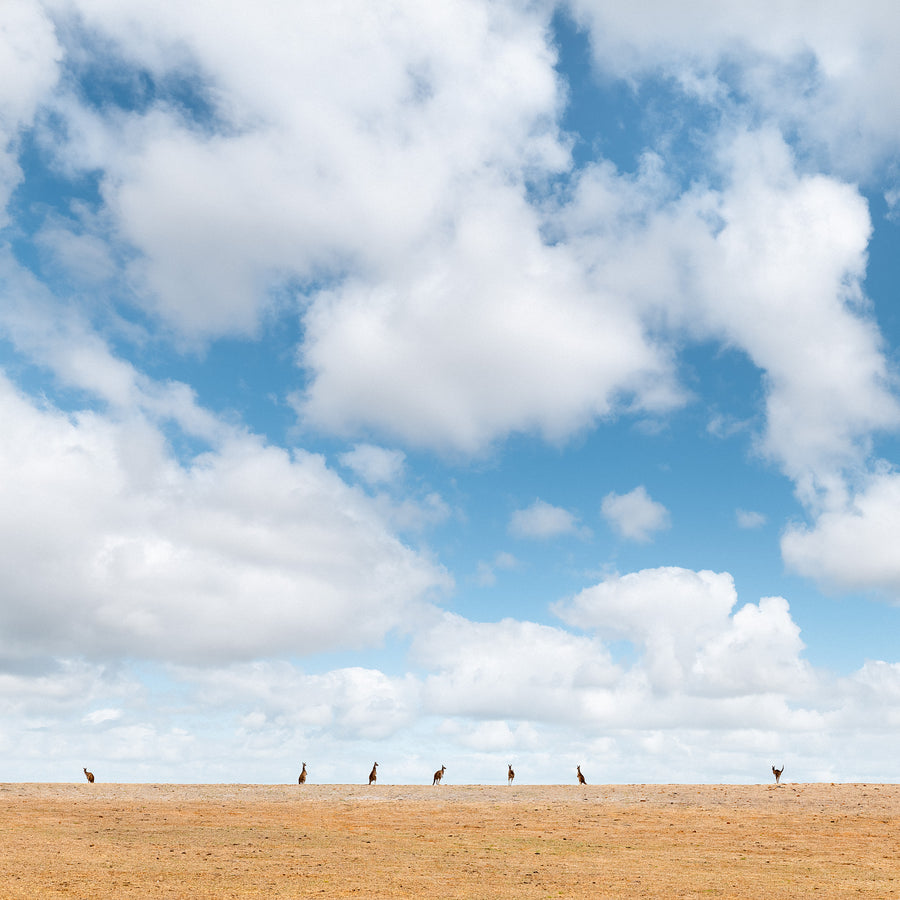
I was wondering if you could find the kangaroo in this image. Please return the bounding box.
[576,765,586,785]
[508,764,515,785]
[433,765,446,785]
[83,768,94,784]
[772,764,784,785]
[298,763,307,784]
[368,762,379,785]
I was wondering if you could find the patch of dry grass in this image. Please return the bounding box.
[1,783,898,898]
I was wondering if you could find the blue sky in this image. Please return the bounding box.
[2,0,900,784]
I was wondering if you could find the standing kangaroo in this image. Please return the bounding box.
[368,762,379,785]
[772,764,784,785]
[576,765,586,785]
[83,768,94,783]
[508,764,515,785]
[433,765,446,785]
[298,763,307,784]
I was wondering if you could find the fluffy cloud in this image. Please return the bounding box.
[404,569,816,736]
[13,1,894,483]
[180,662,422,742]
[781,471,900,597]
[26,0,687,453]
[697,131,898,499]
[0,373,450,664]
[35,0,568,339]
[691,596,809,696]
[0,0,61,219]
[557,567,737,639]
[339,444,406,485]
[413,613,620,721]
[559,127,898,503]
[509,499,585,540]
[0,567,896,783]
[567,0,900,178]
[297,197,682,452]
[601,486,670,542]
[3,0,900,785]
[555,567,813,698]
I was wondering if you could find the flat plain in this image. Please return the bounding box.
[1,782,898,898]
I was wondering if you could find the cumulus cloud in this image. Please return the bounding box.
[413,613,620,722]
[0,0,61,219]
[411,568,814,732]
[14,0,894,485]
[556,568,736,689]
[4,0,900,785]
[558,567,736,636]
[690,596,809,696]
[0,374,450,664]
[555,567,813,698]
[35,0,569,340]
[697,131,898,499]
[557,126,899,506]
[0,567,895,783]
[23,0,685,453]
[601,486,670,542]
[180,661,422,742]
[509,499,585,540]
[567,0,900,179]
[339,443,406,485]
[297,198,683,452]
[781,471,900,597]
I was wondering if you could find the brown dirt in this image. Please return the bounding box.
[1,782,898,898]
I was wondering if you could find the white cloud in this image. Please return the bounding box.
[83,707,123,725]
[556,567,737,692]
[180,662,422,742]
[418,569,813,728]
[886,186,900,221]
[557,567,736,637]
[339,443,406,485]
[698,130,898,500]
[2,570,898,783]
[373,490,452,535]
[559,127,898,507]
[297,196,683,453]
[3,0,900,785]
[0,659,128,718]
[781,470,900,597]
[24,0,688,454]
[690,596,809,696]
[18,0,893,485]
[0,0,61,220]
[509,499,585,540]
[439,719,538,753]
[601,486,670,542]
[35,223,118,286]
[567,0,900,179]
[0,251,228,442]
[736,509,766,529]
[37,0,569,340]
[566,569,811,699]
[413,613,620,722]
[0,373,450,664]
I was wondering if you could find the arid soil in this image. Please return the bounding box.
[1,782,898,898]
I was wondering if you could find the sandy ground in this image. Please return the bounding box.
[1,782,898,898]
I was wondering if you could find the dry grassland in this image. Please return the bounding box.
[1,782,898,898]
